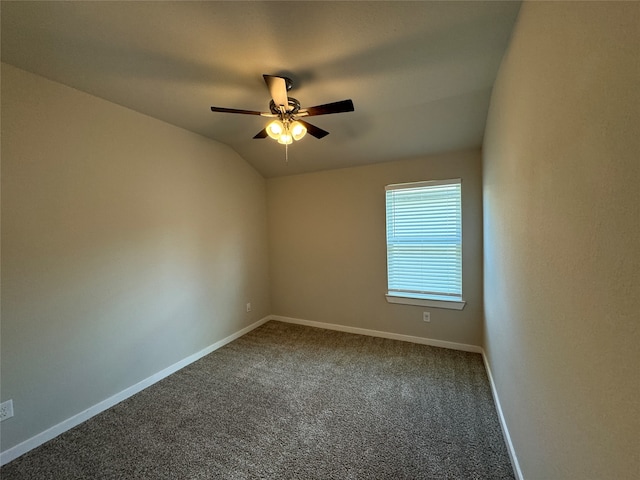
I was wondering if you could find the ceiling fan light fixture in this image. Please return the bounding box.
[266,120,284,140]
[291,121,307,141]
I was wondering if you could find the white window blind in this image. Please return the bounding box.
[385,179,462,302]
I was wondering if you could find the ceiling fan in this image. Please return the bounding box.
[211,74,354,145]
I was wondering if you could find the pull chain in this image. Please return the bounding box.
[285,143,289,164]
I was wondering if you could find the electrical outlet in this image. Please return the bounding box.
[246,302,252,312]
[423,311,431,322]
[0,400,14,421]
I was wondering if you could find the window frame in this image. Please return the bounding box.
[384,179,466,310]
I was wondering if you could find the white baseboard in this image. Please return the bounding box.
[0,316,271,466]
[269,315,483,353]
[482,351,524,480]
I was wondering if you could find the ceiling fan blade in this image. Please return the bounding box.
[301,99,354,117]
[263,74,289,109]
[211,106,263,115]
[297,119,329,139]
[253,129,268,139]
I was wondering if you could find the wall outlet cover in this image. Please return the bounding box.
[0,399,14,421]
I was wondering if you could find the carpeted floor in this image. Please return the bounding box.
[1,321,514,479]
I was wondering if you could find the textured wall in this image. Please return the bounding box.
[267,149,483,346]
[0,64,271,451]
[483,2,640,478]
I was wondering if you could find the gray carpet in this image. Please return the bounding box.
[1,321,514,479]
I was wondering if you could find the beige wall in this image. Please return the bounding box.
[0,64,271,451]
[483,2,640,479]
[267,149,483,346]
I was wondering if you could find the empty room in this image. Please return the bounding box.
[1,1,638,479]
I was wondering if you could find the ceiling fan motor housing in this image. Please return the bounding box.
[269,98,301,116]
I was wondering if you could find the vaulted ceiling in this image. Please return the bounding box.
[1,1,520,177]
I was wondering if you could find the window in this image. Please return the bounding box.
[385,179,465,310]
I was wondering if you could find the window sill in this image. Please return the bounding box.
[385,294,466,310]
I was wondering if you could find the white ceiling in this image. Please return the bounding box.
[1,1,520,178]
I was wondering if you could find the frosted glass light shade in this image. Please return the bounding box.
[277,133,293,145]
[291,121,307,141]
[266,120,284,140]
